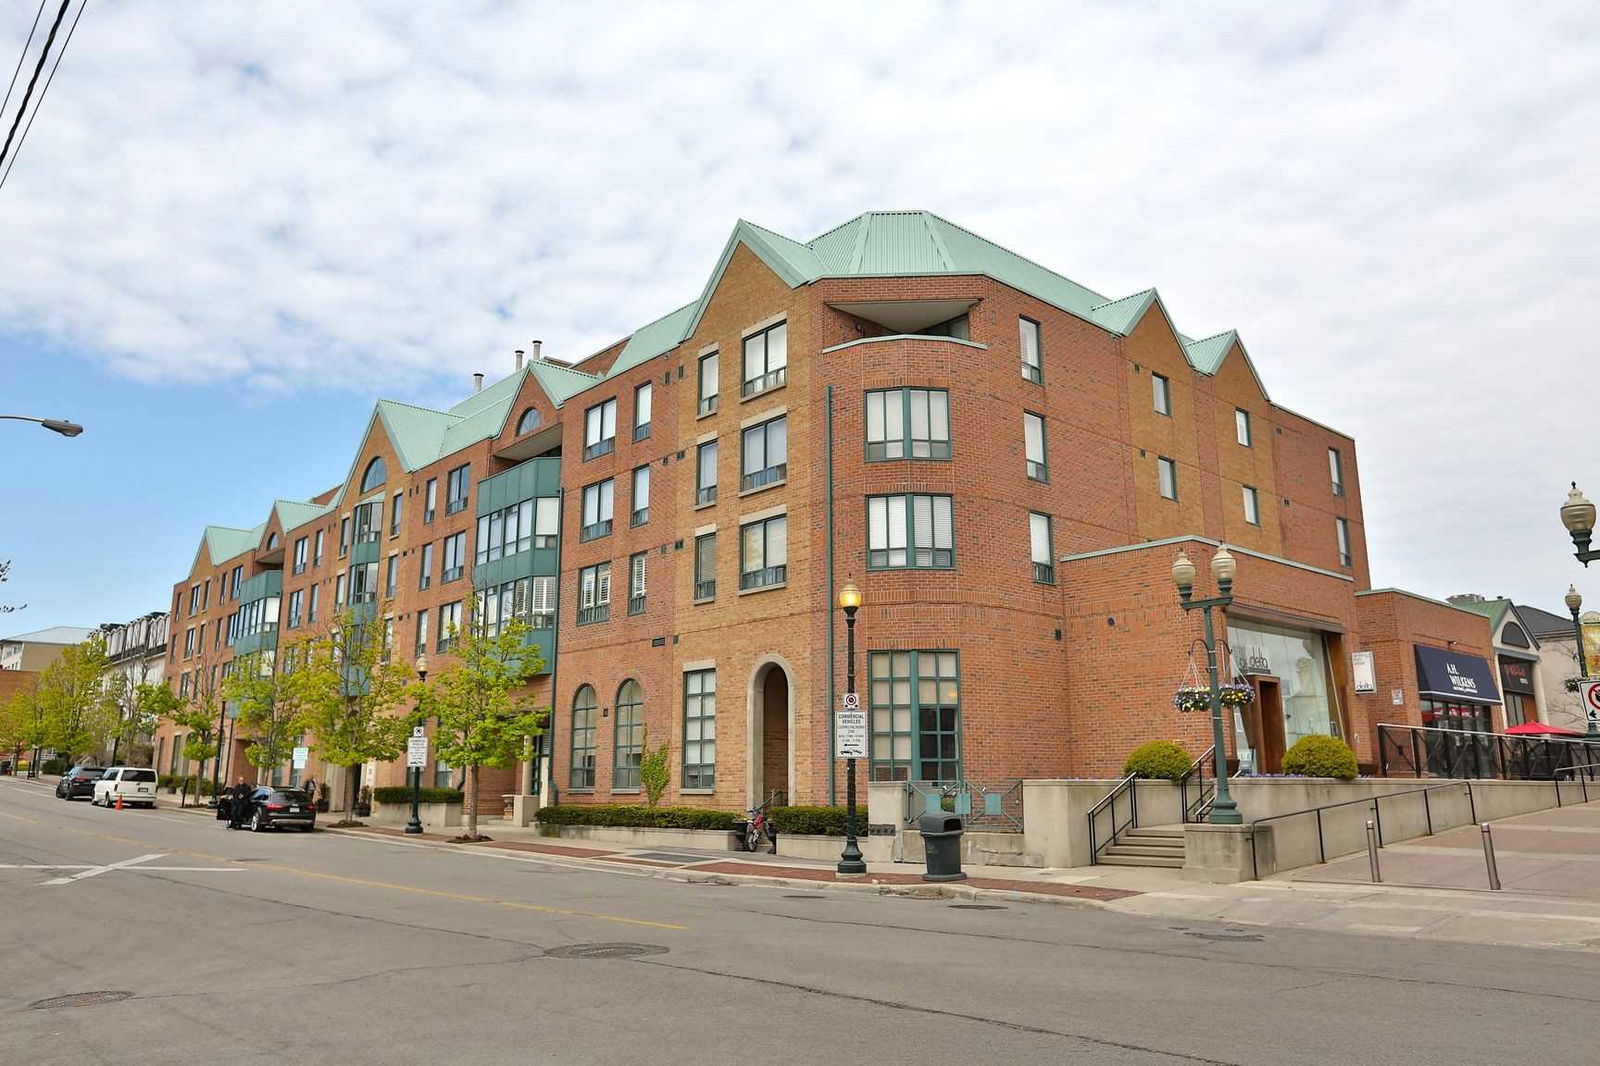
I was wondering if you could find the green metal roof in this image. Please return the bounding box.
[1183,331,1239,375]
[1456,598,1512,631]
[203,524,264,566]
[375,399,458,472]
[528,360,604,407]
[273,499,332,534]
[1088,289,1157,334]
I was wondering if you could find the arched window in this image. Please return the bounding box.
[360,456,387,492]
[516,407,542,435]
[614,680,644,791]
[265,532,280,550]
[570,685,597,789]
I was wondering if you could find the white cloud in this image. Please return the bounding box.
[1,0,1597,607]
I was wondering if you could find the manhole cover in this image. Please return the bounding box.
[30,991,134,1010]
[949,904,1007,911]
[544,943,668,960]
[1184,931,1263,942]
[782,893,826,899]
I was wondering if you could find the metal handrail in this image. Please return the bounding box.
[1178,746,1216,823]
[1554,761,1600,805]
[1087,772,1138,864]
[1246,780,1476,880]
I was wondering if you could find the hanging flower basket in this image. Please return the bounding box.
[1173,683,1255,712]
[1219,683,1255,709]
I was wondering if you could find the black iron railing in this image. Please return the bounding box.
[1247,780,1476,880]
[1178,746,1216,823]
[1087,773,1138,864]
[1379,723,1600,781]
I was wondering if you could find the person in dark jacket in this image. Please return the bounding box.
[227,776,252,829]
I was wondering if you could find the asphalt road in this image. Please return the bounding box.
[3,778,1598,1066]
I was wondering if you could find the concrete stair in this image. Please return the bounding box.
[1097,826,1186,868]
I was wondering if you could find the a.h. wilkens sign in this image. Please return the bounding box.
[1414,645,1501,706]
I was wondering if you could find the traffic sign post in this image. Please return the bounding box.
[406,735,429,769]
[291,746,309,770]
[1581,680,1600,735]
[405,730,429,835]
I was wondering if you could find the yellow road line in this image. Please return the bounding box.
[0,809,685,931]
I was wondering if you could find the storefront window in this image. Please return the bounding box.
[1226,619,1336,773]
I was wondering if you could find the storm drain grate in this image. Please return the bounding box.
[1184,931,1263,942]
[949,904,1007,911]
[544,943,669,960]
[30,991,134,1010]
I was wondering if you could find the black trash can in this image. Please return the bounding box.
[919,813,967,882]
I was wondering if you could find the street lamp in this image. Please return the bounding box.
[406,653,429,835]
[837,581,866,875]
[1561,483,1598,566]
[1567,586,1595,738]
[1173,546,1242,825]
[1,414,83,436]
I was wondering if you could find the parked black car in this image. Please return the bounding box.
[232,787,317,832]
[55,766,105,800]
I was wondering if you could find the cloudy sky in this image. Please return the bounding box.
[2,0,1597,632]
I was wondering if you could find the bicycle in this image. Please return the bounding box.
[741,790,784,853]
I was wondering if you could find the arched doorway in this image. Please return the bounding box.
[748,659,792,807]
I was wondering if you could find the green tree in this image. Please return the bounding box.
[290,606,415,824]
[106,670,179,764]
[224,651,306,777]
[170,649,227,802]
[1,681,46,767]
[418,593,545,841]
[37,636,116,762]
[639,727,670,808]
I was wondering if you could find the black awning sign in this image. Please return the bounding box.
[1414,644,1502,706]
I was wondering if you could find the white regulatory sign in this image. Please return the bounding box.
[836,708,867,760]
[412,725,427,738]
[842,691,860,711]
[406,735,430,769]
[1582,680,1600,724]
[291,746,309,770]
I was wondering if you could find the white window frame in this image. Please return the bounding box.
[1243,485,1260,526]
[1153,373,1172,416]
[1235,408,1252,447]
[1158,457,1178,500]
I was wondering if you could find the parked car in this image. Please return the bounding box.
[92,766,159,808]
[55,766,105,800]
[236,787,316,832]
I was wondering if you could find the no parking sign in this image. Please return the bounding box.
[1582,681,1600,725]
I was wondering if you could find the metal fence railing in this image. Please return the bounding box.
[1379,724,1600,781]
[903,779,1023,831]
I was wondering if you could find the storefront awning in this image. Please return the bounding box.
[1414,645,1502,706]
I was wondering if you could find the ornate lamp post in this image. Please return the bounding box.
[1173,546,1242,825]
[406,653,429,835]
[1561,483,1599,566]
[836,581,866,875]
[0,414,83,436]
[1567,586,1596,739]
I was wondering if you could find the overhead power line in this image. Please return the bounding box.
[0,0,86,192]
[0,0,49,126]
[0,0,70,172]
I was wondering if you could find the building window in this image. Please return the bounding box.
[1329,448,1345,496]
[414,609,428,656]
[477,498,538,565]
[354,500,382,544]
[584,398,617,460]
[441,532,466,582]
[1153,373,1171,416]
[868,494,954,569]
[516,406,542,435]
[580,479,615,541]
[1030,513,1054,584]
[866,388,950,461]
[1337,517,1352,567]
[570,686,597,790]
[307,584,319,623]
[1236,409,1252,447]
[1158,457,1178,500]
[1024,412,1048,481]
[419,542,433,589]
[339,517,351,556]
[432,758,453,790]
[633,382,652,442]
[1019,317,1042,383]
[382,616,394,662]
[534,497,560,548]
[631,466,650,526]
[292,537,308,575]
[445,464,471,515]
[361,456,387,492]
[614,680,643,791]
[335,572,347,607]
[628,552,648,614]
[1243,486,1261,526]
[385,554,398,597]
[740,415,788,492]
[313,529,325,567]
[923,313,970,339]
[390,492,403,537]
[696,440,718,506]
[438,601,462,652]
[694,533,716,601]
[424,478,438,522]
[578,563,611,625]
[698,351,719,416]
[741,321,787,397]
[351,561,379,604]
[530,575,556,629]
[683,669,716,789]
[869,650,960,783]
[287,589,304,629]
[184,627,195,657]
[739,514,788,591]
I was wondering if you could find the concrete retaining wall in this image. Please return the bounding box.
[370,800,461,831]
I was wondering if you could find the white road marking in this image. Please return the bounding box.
[44,853,169,885]
[0,863,96,869]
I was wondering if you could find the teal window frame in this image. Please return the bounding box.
[868,650,961,784]
[570,685,597,790]
[360,456,387,493]
[867,494,954,570]
[865,388,950,462]
[613,680,643,791]
[682,669,716,789]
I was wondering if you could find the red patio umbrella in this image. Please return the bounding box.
[1504,722,1585,737]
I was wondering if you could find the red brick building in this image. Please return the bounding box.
[154,211,1494,809]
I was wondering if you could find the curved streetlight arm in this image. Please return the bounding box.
[1,414,84,437]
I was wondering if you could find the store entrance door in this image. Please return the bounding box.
[1249,677,1287,773]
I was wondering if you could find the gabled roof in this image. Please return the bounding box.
[202,524,265,567]
[527,359,604,408]
[1516,603,1577,640]
[272,499,332,534]
[0,625,95,646]
[375,399,458,472]
[1456,598,1511,630]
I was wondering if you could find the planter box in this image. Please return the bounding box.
[371,799,461,831]
[535,823,741,852]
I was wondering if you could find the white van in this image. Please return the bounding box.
[93,767,158,809]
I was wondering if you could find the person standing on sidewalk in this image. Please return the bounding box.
[227,776,252,830]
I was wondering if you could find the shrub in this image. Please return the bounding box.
[534,804,739,831]
[1282,735,1359,780]
[1122,740,1193,781]
[638,730,670,808]
[372,786,463,805]
[769,805,865,836]
[40,758,66,776]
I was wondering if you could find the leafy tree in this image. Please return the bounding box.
[1,682,46,767]
[0,558,21,614]
[639,727,670,808]
[290,605,415,824]
[418,593,545,841]
[224,651,306,777]
[105,667,178,764]
[170,649,227,803]
[37,636,116,762]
